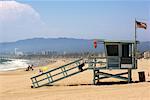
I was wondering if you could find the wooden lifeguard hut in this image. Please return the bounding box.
[30,39,138,88]
[89,40,138,84]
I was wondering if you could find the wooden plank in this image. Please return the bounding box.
[51,66,77,77]
[63,67,68,76]
[48,73,53,81]
[31,78,36,88]
[61,67,66,77]
[96,71,128,81]
[34,78,39,87]
[32,64,84,86]
[31,58,83,79]
[46,73,51,83]
[49,68,88,84]
[33,77,48,84]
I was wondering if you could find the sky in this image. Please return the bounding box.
[0,0,149,43]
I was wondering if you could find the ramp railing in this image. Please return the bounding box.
[87,57,107,69]
[31,58,87,88]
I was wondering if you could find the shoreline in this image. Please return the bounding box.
[0,57,59,72]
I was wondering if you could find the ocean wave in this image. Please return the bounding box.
[0,59,29,71]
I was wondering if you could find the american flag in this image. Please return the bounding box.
[136,21,147,29]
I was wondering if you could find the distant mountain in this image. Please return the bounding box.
[0,38,149,54]
[138,41,150,52]
[0,38,103,54]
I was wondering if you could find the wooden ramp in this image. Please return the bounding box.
[31,58,87,88]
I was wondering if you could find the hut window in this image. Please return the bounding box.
[122,44,132,57]
[122,44,129,57]
[106,45,118,56]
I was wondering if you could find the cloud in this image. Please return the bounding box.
[0,1,46,42]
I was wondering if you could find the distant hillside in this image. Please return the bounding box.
[138,41,150,52]
[0,38,103,53]
[0,38,149,54]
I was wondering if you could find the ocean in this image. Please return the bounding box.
[0,58,29,71]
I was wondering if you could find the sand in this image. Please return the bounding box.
[0,58,150,100]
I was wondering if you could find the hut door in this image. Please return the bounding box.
[121,44,132,68]
[106,44,120,69]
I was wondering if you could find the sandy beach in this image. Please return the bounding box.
[0,0,149,100]
[0,58,150,100]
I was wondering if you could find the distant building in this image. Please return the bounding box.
[16,51,24,56]
[144,51,150,59]
[14,48,24,56]
[98,52,105,57]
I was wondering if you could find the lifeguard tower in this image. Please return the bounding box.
[88,40,138,84]
[30,40,138,88]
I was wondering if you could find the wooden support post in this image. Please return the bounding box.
[93,70,96,85]
[63,67,68,76]
[97,70,100,83]
[34,78,39,87]
[93,58,96,85]
[31,78,36,88]
[48,73,53,81]
[128,68,132,83]
[61,68,66,77]
[46,73,51,83]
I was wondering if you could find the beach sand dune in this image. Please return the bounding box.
[0,58,150,100]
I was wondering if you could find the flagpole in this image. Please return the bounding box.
[135,19,137,49]
[134,19,137,68]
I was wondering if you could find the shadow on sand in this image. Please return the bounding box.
[46,81,147,87]
[46,83,93,87]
